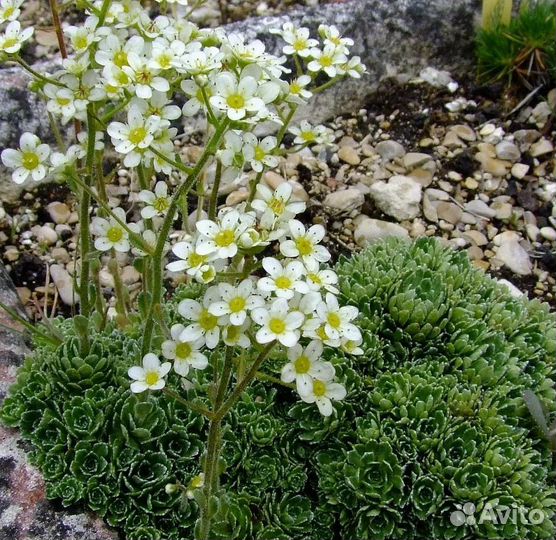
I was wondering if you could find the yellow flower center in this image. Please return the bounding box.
[214,229,235,247]
[188,252,207,267]
[158,54,172,69]
[226,94,245,110]
[294,355,310,374]
[275,276,292,290]
[145,371,160,386]
[229,297,246,313]
[57,96,71,106]
[74,35,88,50]
[226,325,241,342]
[117,71,130,85]
[129,127,147,145]
[268,197,285,216]
[293,39,307,51]
[22,152,39,170]
[114,51,128,67]
[308,273,322,285]
[107,226,124,243]
[137,69,153,85]
[301,131,316,142]
[290,82,301,94]
[313,379,327,397]
[327,312,341,329]
[2,37,19,49]
[269,318,286,335]
[254,146,266,161]
[199,309,218,331]
[296,237,314,256]
[153,197,170,213]
[190,474,204,488]
[316,325,329,341]
[175,342,192,359]
[4,7,14,18]
[320,55,333,67]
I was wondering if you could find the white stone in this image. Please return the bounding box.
[495,141,520,162]
[35,225,58,245]
[47,202,71,224]
[121,265,141,285]
[402,152,434,171]
[368,175,422,221]
[436,202,462,224]
[511,163,529,179]
[374,140,405,161]
[540,227,556,241]
[323,188,365,212]
[354,217,409,247]
[338,146,361,166]
[497,279,525,298]
[50,264,79,305]
[464,199,496,219]
[530,138,554,157]
[495,241,532,275]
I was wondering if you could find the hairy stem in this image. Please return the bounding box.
[208,160,222,220]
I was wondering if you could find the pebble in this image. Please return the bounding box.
[368,175,422,221]
[495,141,520,162]
[5,246,19,262]
[47,202,71,224]
[375,140,405,161]
[511,163,529,179]
[464,230,488,246]
[475,152,510,176]
[497,279,525,298]
[540,227,556,241]
[402,152,434,171]
[436,202,462,224]
[530,138,554,157]
[354,217,409,247]
[464,199,496,219]
[338,146,361,166]
[50,264,79,305]
[491,201,513,220]
[464,178,479,190]
[35,225,58,245]
[226,189,249,206]
[525,224,540,241]
[121,265,141,285]
[323,188,365,212]
[452,124,477,142]
[51,247,70,264]
[495,241,532,275]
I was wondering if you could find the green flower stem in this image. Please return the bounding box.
[312,76,342,94]
[100,95,132,123]
[97,0,112,25]
[247,170,263,203]
[108,253,128,323]
[149,147,193,175]
[76,107,97,353]
[208,160,222,220]
[162,388,213,419]
[196,341,276,540]
[14,57,65,87]
[141,118,230,356]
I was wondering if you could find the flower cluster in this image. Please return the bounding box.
[130,182,362,415]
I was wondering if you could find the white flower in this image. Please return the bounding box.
[316,292,360,342]
[1,133,50,184]
[166,241,216,279]
[150,37,187,71]
[0,0,24,24]
[222,321,251,348]
[258,257,308,299]
[44,83,77,124]
[162,324,208,376]
[304,261,339,294]
[217,130,245,169]
[302,317,340,347]
[178,287,226,349]
[65,16,100,54]
[128,353,171,393]
[209,72,265,121]
[181,79,212,116]
[287,75,313,104]
[251,298,304,347]
[318,24,354,53]
[91,207,136,253]
[299,377,346,416]
[0,20,33,54]
[209,279,264,326]
[122,52,170,99]
[341,336,364,356]
[242,134,278,173]
[222,34,267,65]
[271,22,318,57]
[338,56,366,79]
[139,181,171,218]
[96,34,143,68]
[107,105,162,167]
[179,47,223,75]
[280,220,330,266]
[307,45,347,78]
[196,210,254,259]
[288,120,332,146]
[133,92,181,121]
[156,0,188,4]
[251,183,305,229]
[281,340,335,395]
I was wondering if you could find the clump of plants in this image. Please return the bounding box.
[476,0,556,89]
[3,238,556,539]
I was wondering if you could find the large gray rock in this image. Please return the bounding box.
[0,263,117,540]
[0,0,480,201]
